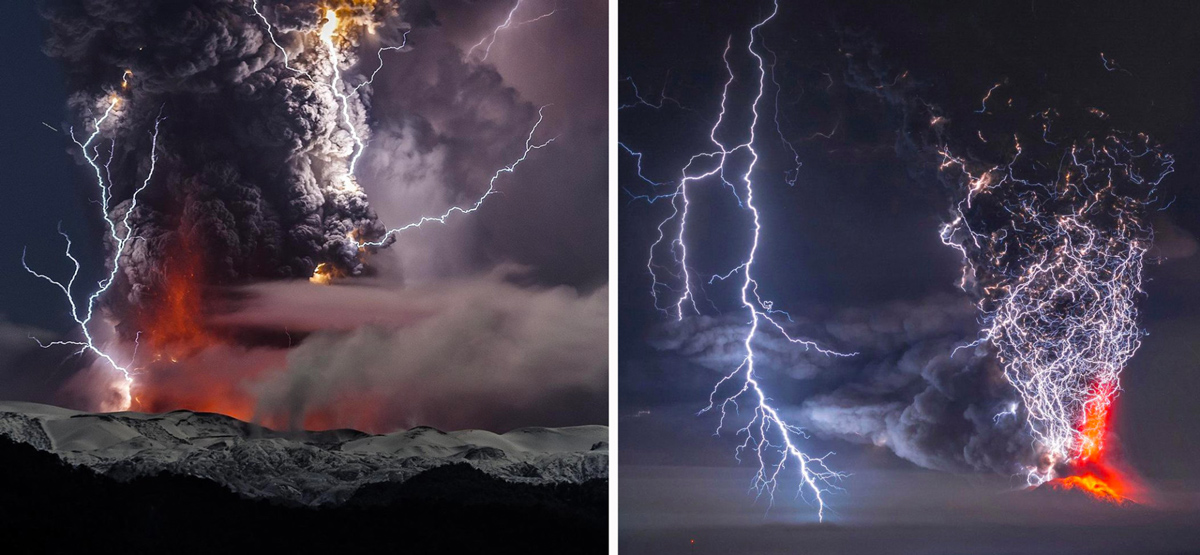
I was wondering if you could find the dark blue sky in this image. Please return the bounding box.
[0,1,98,335]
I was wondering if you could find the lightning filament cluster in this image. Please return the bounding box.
[939,131,1174,484]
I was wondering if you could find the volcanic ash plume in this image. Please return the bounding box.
[938,132,1174,487]
[40,0,411,349]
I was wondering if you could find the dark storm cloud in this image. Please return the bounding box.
[359,0,608,286]
[39,0,409,326]
[24,0,608,433]
[652,295,1037,474]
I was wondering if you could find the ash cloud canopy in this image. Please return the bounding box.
[40,0,405,323]
[7,0,609,433]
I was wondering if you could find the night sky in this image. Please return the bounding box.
[0,0,608,433]
[619,1,1200,552]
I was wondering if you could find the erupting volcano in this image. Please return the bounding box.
[1042,380,1136,505]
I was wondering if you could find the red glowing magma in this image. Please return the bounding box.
[126,238,393,432]
[141,237,211,360]
[1044,380,1134,505]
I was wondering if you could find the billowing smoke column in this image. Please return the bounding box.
[622,0,854,520]
[39,0,409,351]
[939,131,1174,491]
[830,35,1177,501]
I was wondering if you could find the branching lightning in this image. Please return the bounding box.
[357,106,555,247]
[939,131,1174,485]
[23,95,165,408]
[467,0,559,62]
[253,2,553,258]
[621,0,855,520]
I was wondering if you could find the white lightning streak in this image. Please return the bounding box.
[622,0,856,520]
[939,133,1173,483]
[466,0,558,62]
[24,98,164,399]
[357,106,555,247]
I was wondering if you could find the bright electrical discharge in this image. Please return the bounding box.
[23,94,164,409]
[357,107,555,247]
[940,129,1174,485]
[252,2,556,252]
[25,1,557,407]
[621,0,854,521]
[466,0,559,62]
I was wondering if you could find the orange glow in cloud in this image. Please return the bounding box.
[141,237,213,360]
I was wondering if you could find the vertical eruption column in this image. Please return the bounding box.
[254,1,557,262]
[940,132,1174,495]
[622,0,854,520]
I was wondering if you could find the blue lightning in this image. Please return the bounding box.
[23,95,164,409]
[622,1,855,520]
[1100,52,1132,76]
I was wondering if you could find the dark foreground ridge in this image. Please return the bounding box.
[0,436,607,554]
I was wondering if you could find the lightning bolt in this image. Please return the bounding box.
[251,0,312,78]
[252,3,410,183]
[356,106,556,247]
[621,0,855,521]
[976,82,1002,114]
[466,0,558,62]
[23,95,165,408]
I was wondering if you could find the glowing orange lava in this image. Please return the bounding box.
[141,239,212,359]
[1049,472,1128,505]
[1078,380,1115,463]
[1043,379,1135,505]
[310,262,347,285]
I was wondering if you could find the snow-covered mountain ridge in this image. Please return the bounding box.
[0,401,607,505]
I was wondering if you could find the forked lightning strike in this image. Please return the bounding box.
[252,2,554,254]
[622,0,854,520]
[253,3,404,183]
[467,0,559,62]
[357,106,555,247]
[23,95,164,406]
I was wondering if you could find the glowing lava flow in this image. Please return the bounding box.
[1043,379,1132,504]
[621,0,854,520]
[939,131,1174,495]
[22,95,164,410]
